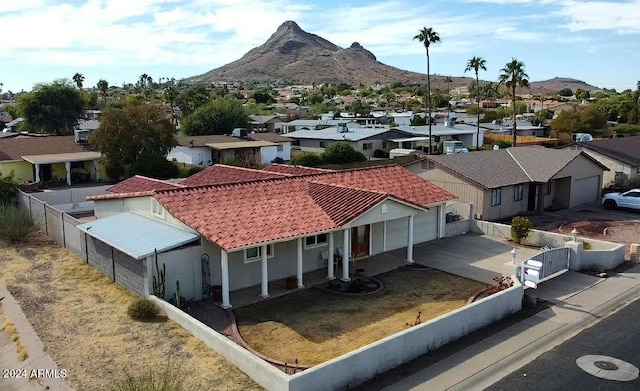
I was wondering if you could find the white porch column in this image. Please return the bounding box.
[65,161,72,186]
[260,245,269,298]
[407,215,415,264]
[220,249,231,308]
[342,228,350,281]
[93,159,101,182]
[296,238,304,288]
[35,163,41,183]
[327,231,335,280]
[438,204,447,239]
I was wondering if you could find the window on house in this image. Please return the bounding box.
[151,199,164,217]
[514,184,524,202]
[362,143,373,150]
[304,233,328,249]
[545,181,552,195]
[277,145,284,152]
[491,188,502,206]
[244,244,274,263]
[319,141,327,148]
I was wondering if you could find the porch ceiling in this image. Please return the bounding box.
[22,151,101,165]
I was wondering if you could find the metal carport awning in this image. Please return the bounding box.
[77,212,200,260]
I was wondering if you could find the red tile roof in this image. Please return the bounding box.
[154,165,456,250]
[108,175,183,193]
[179,164,290,187]
[262,164,335,175]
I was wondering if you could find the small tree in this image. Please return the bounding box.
[291,152,324,167]
[511,216,533,245]
[0,173,18,205]
[321,142,366,164]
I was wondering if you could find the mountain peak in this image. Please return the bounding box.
[277,21,303,34]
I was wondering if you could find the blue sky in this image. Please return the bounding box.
[2,0,639,93]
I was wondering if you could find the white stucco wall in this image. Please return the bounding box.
[168,146,211,165]
[157,245,203,301]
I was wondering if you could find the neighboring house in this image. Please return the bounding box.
[248,115,285,133]
[405,147,608,221]
[286,125,413,157]
[560,136,640,186]
[168,132,292,166]
[0,135,102,185]
[392,122,485,149]
[86,164,456,308]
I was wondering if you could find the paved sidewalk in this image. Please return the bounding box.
[382,265,640,391]
[0,283,72,391]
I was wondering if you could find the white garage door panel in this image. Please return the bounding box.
[413,210,438,244]
[386,218,408,251]
[573,176,599,206]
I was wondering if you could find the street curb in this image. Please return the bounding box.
[448,277,640,391]
[0,283,72,391]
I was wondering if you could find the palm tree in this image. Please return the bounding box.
[138,73,149,89]
[97,79,109,104]
[72,73,85,90]
[414,26,440,154]
[162,78,178,127]
[465,56,487,149]
[499,58,530,147]
[444,76,453,95]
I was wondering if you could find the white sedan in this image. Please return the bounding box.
[602,189,640,210]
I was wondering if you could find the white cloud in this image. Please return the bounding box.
[556,0,640,33]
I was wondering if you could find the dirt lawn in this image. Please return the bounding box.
[0,233,261,391]
[234,269,486,366]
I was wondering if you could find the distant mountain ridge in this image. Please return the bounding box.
[190,21,600,94]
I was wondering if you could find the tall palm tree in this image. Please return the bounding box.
[162,78,178,127]
[72,73,85,90]
[414,26,440,154]
[499,58,529,147]
[444,76,453,95]
[97,79,109,104]
[465,56,487,149]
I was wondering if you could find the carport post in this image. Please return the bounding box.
[220,249,231,308]
[407,215,415,264]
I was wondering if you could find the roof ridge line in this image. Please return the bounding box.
[506,148,533,182]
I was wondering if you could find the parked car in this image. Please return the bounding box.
[602,189,640,210]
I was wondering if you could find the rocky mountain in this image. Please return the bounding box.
[190,21,600,94]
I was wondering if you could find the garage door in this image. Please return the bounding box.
[413,209,438,244]
[572,176,600,206]
[386,217,408,251]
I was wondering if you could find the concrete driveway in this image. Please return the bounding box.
[389,234,542,284]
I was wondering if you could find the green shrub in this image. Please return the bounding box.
[187,166,204,176]
[111,360,184,391]
[291,151,324,167]
[222,156,245,167]
[0,204,36,244]
[582,241,592,250]
[511,216,533,244]
[127,299,160,321]
[0,173,18,205]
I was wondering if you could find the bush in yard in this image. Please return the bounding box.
[0,204,36,244]
[291,151,324,167]
[0,173,18,205]
[127,298,160,321]
[511,216,533,244]
[111,360,184,391]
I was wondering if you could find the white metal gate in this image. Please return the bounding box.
[529,247,570,279]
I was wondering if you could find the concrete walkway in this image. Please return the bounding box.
[381,264,640,391]
[0,284,71,391]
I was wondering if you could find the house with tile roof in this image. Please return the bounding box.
[0,134,103,185]
[85,164,455,308]
[168,132,292,167]
[559,136,640,186]
[405,147,608,221]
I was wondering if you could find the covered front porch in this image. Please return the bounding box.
[23,151,102,186]
[207,202,445,309]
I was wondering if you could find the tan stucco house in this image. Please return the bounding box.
[560,136,640,187]
[405,147,608,221]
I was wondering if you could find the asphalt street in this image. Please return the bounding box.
[485,297,640,391]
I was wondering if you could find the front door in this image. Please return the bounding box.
[351,225,370,259]
[527,184,537,211]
